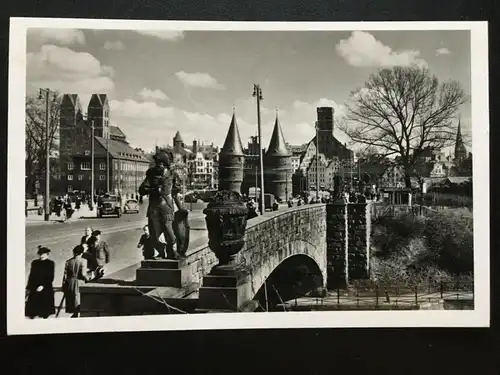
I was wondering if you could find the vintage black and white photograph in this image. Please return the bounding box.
[8,19,489,334]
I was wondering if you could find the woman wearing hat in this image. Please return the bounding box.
[25,246,55,319]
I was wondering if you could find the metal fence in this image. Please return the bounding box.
[283,280,474,310]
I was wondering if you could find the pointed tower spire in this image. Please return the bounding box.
[221,111,244,155]
[218,110,245,193]
[454,117,467,162]
[264,113,292,201]
[266,112,291,157]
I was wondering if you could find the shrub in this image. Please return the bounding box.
[370,211,473,284]
[423,213,474,275]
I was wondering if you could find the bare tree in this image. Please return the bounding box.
[25,92,62,195]
[339,65,468,188]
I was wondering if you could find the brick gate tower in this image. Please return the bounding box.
[218,110,245,193]
[264,112,292,201]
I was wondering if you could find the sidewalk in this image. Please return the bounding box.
[25,203,96,226]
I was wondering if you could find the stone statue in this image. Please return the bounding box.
[139,151,190,259]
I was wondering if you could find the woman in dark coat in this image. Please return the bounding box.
[62,245,91,318]
[25,246,55,319]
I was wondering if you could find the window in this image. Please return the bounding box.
[99,175,106,181]
[81,162,91,170]
[67,162,74,170]
[67,185,73,192]
[100,163,106,170]
[78,175,83,181]
[68,175,73,180]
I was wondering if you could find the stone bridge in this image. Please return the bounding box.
[80,201,372,316]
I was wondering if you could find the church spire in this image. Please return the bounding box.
[454,117,467,162]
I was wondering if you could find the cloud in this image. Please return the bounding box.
[175,71,225,90]
[26,45,114,107]
[135,30,184,41]
[109,99,175,119]
[27,28,85,45]
[336,31,427,68]
[436,47,451,55]
[137,88,169,101]
[104,41,125,50]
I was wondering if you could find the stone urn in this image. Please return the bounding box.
[203,190,249,267]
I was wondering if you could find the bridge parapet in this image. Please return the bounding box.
[197,204,327,311]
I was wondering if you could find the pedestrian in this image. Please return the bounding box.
[89,230,110,279]
[81,227,94,246]
[287,197,293,208]
[137,225,157,260]
[25,246,55,319]
[62,245,91,318]
[75,195,81,210]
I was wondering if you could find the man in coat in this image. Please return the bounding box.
[62,245,91,318]
[89,230,110,279]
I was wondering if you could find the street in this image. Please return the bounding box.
[25,201,209,286]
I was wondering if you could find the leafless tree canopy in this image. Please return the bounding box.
[25,92,61,193]
[339,65,467,185]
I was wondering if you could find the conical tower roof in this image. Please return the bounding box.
[456,119,463,144]
[174,130,183,142]
[265,113,291,157]
[221,111,244,156]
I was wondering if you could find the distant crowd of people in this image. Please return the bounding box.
[25,227,111,319]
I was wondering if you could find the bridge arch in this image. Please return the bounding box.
[252,251,324,311]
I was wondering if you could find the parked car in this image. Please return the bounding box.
[184,192,199,203]
[123,199,140,214]
[200,189,218,203]
[97,194,122,218]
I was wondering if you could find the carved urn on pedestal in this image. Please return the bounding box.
[203,190,249,269]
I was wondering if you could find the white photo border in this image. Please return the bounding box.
[8,18,489,335]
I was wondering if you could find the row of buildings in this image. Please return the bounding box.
[35,91,470,201]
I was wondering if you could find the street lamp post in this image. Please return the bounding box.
[38,88,56,221]
[315,122,320,200]
[106,137,110,192]
[253,84,265,215]
[90,120,95,209]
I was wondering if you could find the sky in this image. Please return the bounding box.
[25,28,471,154]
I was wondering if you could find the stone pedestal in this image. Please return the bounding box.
[197,266,252,312]
[136,259,195,288]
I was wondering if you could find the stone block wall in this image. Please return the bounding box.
[326,202,371,287]
[238,204,328,295]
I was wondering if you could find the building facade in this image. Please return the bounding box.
[59,93,150,198]
[187,151,216,189]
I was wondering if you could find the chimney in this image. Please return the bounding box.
[193,139,198,154]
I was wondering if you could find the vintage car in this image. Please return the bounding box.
[97,194,122,218]
[123,199,140,214]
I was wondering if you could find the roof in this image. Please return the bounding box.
[61,94,82,110]
[110,126,126,139]
[88,94,109,108]
[221,112,244,156]
[174,131,183,142]
[266,115,291,157]
[94,136,150,163]
[447,176,472,184]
